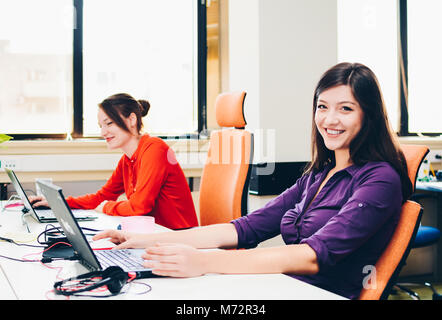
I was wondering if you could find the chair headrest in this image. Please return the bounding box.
[215,91,247,128]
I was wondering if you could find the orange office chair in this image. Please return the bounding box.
[358,200,423,300]
[396,145,441,299]
[199,91,254,226]
[401,144,429,189]
[359,144,429,300]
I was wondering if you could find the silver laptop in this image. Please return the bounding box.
[4,168,97,223]
[37,179,154,277]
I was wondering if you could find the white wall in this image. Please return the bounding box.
[228,0,338,164]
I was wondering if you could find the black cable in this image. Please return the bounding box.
[0,236,45,248]
[37,224,64,245]
[0,254,40,263]
[0,225,101,264]
[41,255,80,264]
[53,280,152,298]
[0,236,44,262]
[36,225,102,245]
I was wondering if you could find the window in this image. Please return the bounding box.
[406,0,441,134]
[337,0,400,132]
[0,0,73,136]
[338,0,441,136]
[0,0,209,139]
[83,0,198,136]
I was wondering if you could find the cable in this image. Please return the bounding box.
[50,273,152,298]
[2,232,153,299]
[0,194,21,213]
[0,254,40,263]
[41,255,79,264]
[1,225,101,260]
[36,225,101,245]
[69,282,153,298]
[22,241,74,263]
[37,224,64,245]
[122,281,152,296]
[0,235,75,263]
[0,235,45,248]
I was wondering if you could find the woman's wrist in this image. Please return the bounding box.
[200,249,228,275]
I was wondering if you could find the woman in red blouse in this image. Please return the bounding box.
[31,93,198,230]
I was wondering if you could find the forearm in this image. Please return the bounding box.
[144,223,238,249]
[202,244,319,275]
[66,193,106,209]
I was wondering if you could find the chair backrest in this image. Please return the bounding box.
[358,200,422,300]
[199,92,254,226]
[400,144,429,190]
[359,143,429,300]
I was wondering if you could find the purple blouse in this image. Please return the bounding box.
[231,161,403,299]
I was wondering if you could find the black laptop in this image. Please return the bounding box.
[5,168,97,223]
[37,179,154,277]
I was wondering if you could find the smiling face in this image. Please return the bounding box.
[314,85,364,155]
[98,107,136,150]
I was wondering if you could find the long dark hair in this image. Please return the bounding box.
[99,93,150,134]
[305,62,412,200]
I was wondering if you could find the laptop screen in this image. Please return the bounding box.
[4,168,38,216]
[36,180,102,271]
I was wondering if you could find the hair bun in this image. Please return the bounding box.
[138,99,150,117]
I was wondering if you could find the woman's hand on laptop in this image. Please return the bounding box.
[142,243,207,278]
[28,195,49,208]
[92,230,150,249]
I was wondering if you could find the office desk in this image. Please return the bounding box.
[416,181,442,192]
[0,205,345,300]
[0,263,15,299]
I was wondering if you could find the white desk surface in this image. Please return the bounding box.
[0,263,16,299]
[0,203,345,301]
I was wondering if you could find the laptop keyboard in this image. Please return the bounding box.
[37,209,53,216]
[95,249,146,271]
[37,208,96,219]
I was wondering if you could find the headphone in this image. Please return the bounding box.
[53,266,134,296]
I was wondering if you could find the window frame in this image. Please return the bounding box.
[10,1,439,139]
[398,0,441,136]
[5,0,207,140]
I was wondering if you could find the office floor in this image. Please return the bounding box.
[388,282,442,300]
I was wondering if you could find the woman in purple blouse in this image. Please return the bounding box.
[94,63,412,299]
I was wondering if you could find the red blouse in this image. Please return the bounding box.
[66,134,198,229]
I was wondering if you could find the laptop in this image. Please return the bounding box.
[37,179,154,277]
[4,168,97,223]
